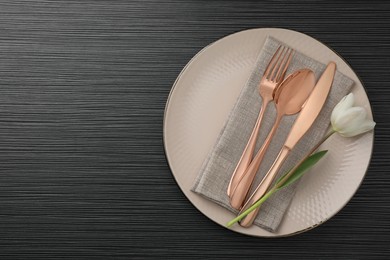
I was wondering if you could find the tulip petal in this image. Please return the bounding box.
[331,93,355,124]
[330,92,375,138]
[333,107,366,132]
[339,119,376,137]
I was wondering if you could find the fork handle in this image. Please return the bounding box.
[227,99,270,200]
[238,146,290,227]
[229,113,283,210]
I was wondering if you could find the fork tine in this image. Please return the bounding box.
[268,46,286,81]
[263,46,282,79]
[274,48,294,83]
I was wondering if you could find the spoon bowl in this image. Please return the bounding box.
[275,69,316,115]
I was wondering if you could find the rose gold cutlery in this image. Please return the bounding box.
[229,69,316,209]
[238,62,337,227]
[227,46,294,199]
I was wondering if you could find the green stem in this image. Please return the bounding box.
[226,129,336,228]
[227,187,277,227]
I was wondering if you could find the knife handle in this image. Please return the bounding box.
[238,146,291,227]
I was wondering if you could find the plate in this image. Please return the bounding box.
[163,28,374,237]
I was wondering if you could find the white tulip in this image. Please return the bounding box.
[331,93,376,137]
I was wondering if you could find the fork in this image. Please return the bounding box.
[227,46,294,210]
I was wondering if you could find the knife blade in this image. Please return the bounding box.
[238,62,337,227]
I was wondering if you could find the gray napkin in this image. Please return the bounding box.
[191,36,354,232]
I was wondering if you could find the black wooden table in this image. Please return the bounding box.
[0,0,389,258]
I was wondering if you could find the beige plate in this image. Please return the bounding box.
[163,28,374,237]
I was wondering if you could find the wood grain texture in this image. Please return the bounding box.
[0,0,388,258]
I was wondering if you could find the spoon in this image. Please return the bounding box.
[229,69,316,210]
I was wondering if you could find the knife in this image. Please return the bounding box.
[238,62,337,227]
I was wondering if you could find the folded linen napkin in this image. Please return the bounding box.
[191,36,354,232]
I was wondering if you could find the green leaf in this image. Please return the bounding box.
[226,150,328,228]
[275,150,328,191]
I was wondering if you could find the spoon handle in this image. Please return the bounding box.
[227,99,270,198]
[229,113,283,210]
[238,145,291,227]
